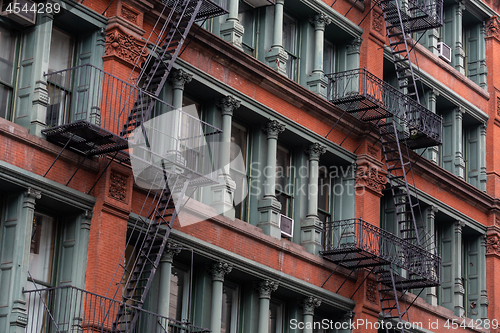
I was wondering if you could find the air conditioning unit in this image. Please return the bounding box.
[437,42,452,63]
[0,0,37,26]
[279,214,294,238]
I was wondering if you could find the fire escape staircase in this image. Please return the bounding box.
[322,0,443,330]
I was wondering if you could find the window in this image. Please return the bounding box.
[238,1,255,56]
[269,299,283,333]
[318,166,332,224]
[283,13,298,81]
[323,40,335,75]
[275,145,293,217]
[230,121,249,220]
[46,28,74,127]
[169,266,190,322]
[221,282,239,333]
[0,24,18,120]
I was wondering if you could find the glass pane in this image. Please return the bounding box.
[283,14,296,54]
[29,215,55,284]
[276,146,290,191]
[0,25,16,85]
[231,122,247,171]
[221,284,238,333]
[169,267,186,321]
[238,1,254,49]
[318,167,330,212]
[0,85,11,119]
[48,28,73,74]
[323,41,334,75]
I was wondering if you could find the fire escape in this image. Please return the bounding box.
[322,0,443,330]
[24,0,226,332]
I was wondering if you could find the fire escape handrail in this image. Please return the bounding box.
[326,68,443,145]
[23,285,211,333]
[322,218,441,285]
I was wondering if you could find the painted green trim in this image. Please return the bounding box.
[0,160,95,210]
[402,181,486,234]
[58,0,108,28]
[383,48,489,123]
[466,0,499,21]
[299,0,363,39]
[173,61,357,163]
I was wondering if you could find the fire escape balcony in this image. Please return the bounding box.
[374,0,443,32]
[326,68,442,150]
[23,285,210,333]
[41,64,223,188]
[321,219,441,289]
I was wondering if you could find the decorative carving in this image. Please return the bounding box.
[495,216,500,226]
[306,143,327,161]
[356,165,386,193]
[168,69,193,91]
[310,13,332,31]
[216,95,241,117]
[497,97,500,116]
[366,280,378,303]
[262,120,286,140]
[347,37,362,54]
[367,145,378,158]
[109,171,128,202]
[24,187,42,200]
[486,234,500,255]
[372,14,384,34]
[486,16,500,38]
[302,296,321,315]
[210,261,233,281]
[454,220,465,233]
[161,242,182,263]
[256,280,279,299]
[104,28,149,67]
[121,6,138,24]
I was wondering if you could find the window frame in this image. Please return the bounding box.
[275,144,294,218]
[0,22,20,121]
[230,120,250,221]
[282,12,299,81]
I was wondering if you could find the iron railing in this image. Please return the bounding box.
[43,64,222,184]
[322,219,441,285]
[326,68,442,148]
[375,0,443,32]
[24,285,210,333]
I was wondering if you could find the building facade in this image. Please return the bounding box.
[1,0,500,331]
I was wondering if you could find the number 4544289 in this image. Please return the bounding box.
[5,2,61,14]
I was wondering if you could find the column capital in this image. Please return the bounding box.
[262,120,285,140]
[161,242,182,263]
[210,261,233,282]
[310,13,331,31]
[306,143,326,161]
[24,187,41,200]
[455,220,465,232]
[168,68,192,91]
[481,122,488,132]
[346,37,362,55]
[427,205,438,219]
[216,95,241,117]
[255,280,279,299]
[342,311,355,321]
[302,296,321,316]
[275,0,284,5]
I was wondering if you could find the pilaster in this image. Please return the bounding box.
[453,108,465,179]
[479,122,487,191]
[479,235,488,320]
[453,1,465,74]
[454,220,465,317]
[258,120,285,239]
[425,205,438,306]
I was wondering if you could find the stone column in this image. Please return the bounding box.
[479,235,489,320]
[454,220,465,317]
[158,243,182,321]
[479,123,487,191]
[257,120,285,239]
[453,108,465,179]
[307,14,332,98]
[426,90,440,163]
[302,296,321,333]
[478,22,487,89]
[210,262,233,333]
[211,96,241,219]
[425,206,438,306]
[453,1,466,74]
[301,143,326,255]
[265,0,288,75]
[256,280,278,333]
[220,0,245,50]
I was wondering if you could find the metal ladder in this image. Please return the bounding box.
[377,266,409,332]
[380,0,420,104]
[121,0,204,140]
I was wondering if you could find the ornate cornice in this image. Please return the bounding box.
[168,68,193,91]
[216,95,241,117]
[210,261,233,281]
[486,16,500,39]
[302,296,321,315]
[104,27,148,68]
[310,13,332,31]
[262,120,285,140]
[256,280,279,299]
[306,143,326,161]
